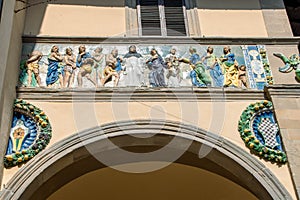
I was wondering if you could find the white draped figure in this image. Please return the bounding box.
[123,45,144,87]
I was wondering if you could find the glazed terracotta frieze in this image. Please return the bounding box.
[19,44,273,89]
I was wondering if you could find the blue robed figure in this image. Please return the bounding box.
[186,48,211,87]
[46,46,64,86]
[202,47,224,87]
[76,52,92,68]
[147,49,167,87]
[46,58,62,86]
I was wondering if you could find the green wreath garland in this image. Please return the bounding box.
[259,48,274,85]
[4,99,52,168]
[238,100,287,164]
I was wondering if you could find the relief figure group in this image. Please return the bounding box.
[20,45,251,89]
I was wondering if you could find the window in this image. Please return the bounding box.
[137,0,188,36]
[283,0,300,36]
[0,0,3,22]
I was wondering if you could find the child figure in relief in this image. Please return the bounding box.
[238,65,248,88]
[165,48,181,87]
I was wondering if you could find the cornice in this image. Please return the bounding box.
[16,87,265,102]
[22,36,300,45]
[265,84,300,99]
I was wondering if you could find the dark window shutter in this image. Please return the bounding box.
[140,0,162,36]
[164,0,186,36]
[0,0,3,22]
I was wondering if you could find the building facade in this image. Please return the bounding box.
[0,0,300,199]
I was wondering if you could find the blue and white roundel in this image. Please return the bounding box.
[6,112,38,155]
[251,110,283,151]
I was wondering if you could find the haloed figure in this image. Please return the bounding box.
[47,45,64,88]
[146,48,166,87]
[76,45,96,87]
[123,45,144,86]
[202,46,224,87]
[63,48,76,88]
[219,46,239,87]
[180,47,211,87]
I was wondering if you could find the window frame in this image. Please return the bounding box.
[137,0,189,37]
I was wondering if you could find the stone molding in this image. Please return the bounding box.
[0,120,292,200]
[265,84,300,99]
[265,84,300,199]
[16,87,265,102]
[22,36,300,45]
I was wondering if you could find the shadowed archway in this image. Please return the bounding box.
[0,120,292,200]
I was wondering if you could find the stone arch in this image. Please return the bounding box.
[0,119,292,200]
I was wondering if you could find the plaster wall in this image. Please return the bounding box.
[22,0,294,38]
[2,100,297,199]
[196,0,268,37]
[23,1,126,37]
[197,10,268,37]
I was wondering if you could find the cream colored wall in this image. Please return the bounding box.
[23,1,126,37]
[197,10,268,37]
[22,0,276,38]
[48,162,257,200]
[2,100,297,199]
[22,0,294,38]
[196,0,268,37]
